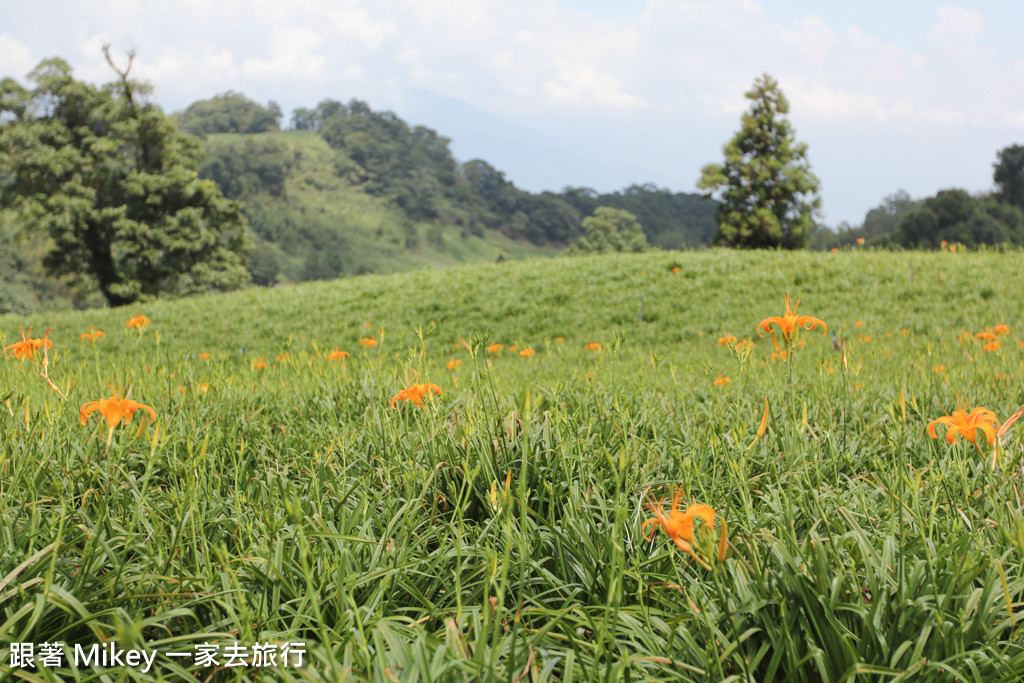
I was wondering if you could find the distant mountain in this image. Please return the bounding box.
[195,94,718,284]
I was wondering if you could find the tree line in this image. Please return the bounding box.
[809,148,1024,250]
[4,56,1021,313]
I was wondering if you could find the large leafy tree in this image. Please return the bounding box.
[0,49,250,306]
[698,73,821,249]
[568,207,649,254]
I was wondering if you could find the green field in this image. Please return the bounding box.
[3,249,1024,681]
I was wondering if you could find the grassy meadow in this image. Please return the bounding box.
[3,248,1024,681]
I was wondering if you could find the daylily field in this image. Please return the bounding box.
[3,249,1024,682]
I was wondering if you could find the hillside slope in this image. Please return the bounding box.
[199,131,557,284]
[196,95,717,283]
[5,249,1021,357]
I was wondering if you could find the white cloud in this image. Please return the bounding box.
[0,33,35,79]
[542,66,649,110]
[327,6,398,50]
[5,0,1024,224]
[241,27,327,82]
[1005,109,1024,129]
[779,16,838,63]
[5,1,1021,130]
[139,46,241,102]
[786,81,887,125]
[928,5,984,53]
[890,100,966,128]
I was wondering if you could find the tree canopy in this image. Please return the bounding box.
[177,91,282,137]
[698,73,820,249]
[312,98,582,245]
[994,144,1024,211]
[568,207,649,254]
[894,189,1024,248]
[559,183,717,249]
[0,50,251,306]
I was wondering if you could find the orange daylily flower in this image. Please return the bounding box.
[717,334,737,346]
[80,383,157,445]
[991,324,1010,336]
[982,341,1001,352]
[4,331,53,360]
[642,486,727,569]
[976,331,998,342]
[80,327,106,344]
[519,348,535,357]
[927,406,999,447]
[5,327,65,398]
[251,357,268,370]
[507,345,518,353]
[757,295,827,349]
[555,337,565,343]
[327,349,350,361]
[830,247,838,253]
[360,337,378,348]
[447,359,463,370]
[712,375,730,387]
[390,382,443,409]
[486,343,504,354]
[126,314,150,330]
[856,237,865,245]
[933,365,946,373]
[198,352,211,360]
[585,342,602,352]
[940,240,948,247]
[671,266,680,273]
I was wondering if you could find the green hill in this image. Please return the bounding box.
[193,94,718,284]
[6,248,1020,352]
[198,130,556,284]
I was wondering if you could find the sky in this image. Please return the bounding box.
[3,0,1024,227]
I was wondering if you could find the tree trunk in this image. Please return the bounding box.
[86,224,132,307]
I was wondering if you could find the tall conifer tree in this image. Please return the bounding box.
[699,74,821,249]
